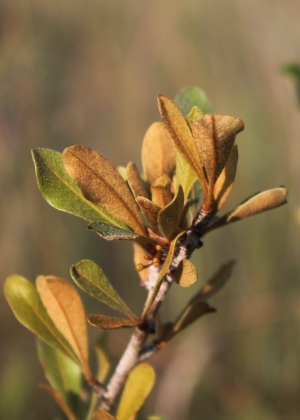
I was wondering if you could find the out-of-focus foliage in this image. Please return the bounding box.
[1,1,299,419]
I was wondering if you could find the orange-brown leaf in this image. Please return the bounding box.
[126,162,148,199]
[87,314,140,330]
[36,276,92,382]
[136,196,160,232]
[150,174,172,208]
[63,146,146,236]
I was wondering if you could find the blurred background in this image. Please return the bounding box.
[1,0,299,419]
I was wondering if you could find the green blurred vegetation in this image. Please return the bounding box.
[1,0,299,419]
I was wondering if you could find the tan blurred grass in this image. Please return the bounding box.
[1,0,299,419]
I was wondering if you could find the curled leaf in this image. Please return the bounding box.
[116,363,155,420]
[141,122,176,185]
[87,315,140,330]
[136,196,160,232]
[36,276,92,382]
[158,185,184,240]
[126,162,148,199]
[63,146,147,236]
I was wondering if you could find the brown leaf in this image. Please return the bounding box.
[63,146,146,236]
[171,301,216,337]
[136,196,160,232]
[173,259,198,288]
[207,187,288,232]
[191,114,244,187]
[141,122,176,185]
[93,409,116,420]
[87,314,140,330]
[192,261,236,301]
[126,162,148,199]
[150,174,172,208]
[158,185,184,240]
[36,276,92,382]
[213,142,238,212]
[157,95,208,195]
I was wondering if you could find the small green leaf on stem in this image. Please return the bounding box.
[116,363,155,420]
[176,152,197,202]
[71,259,136,319]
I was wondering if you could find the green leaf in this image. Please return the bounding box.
[32,149,127,229]
[4,275,78,363]
[87,315,140,330]
[71,259,135,318]
[281,62,300,106]
[176,152,197,202]
[88,223,138,241]
[37,340,82,400]
[116,363,155,420]
[174,86,212,116]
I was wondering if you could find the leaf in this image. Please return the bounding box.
[133,242,150,283]
[168,301,215,339]
[207,187,288,232]
[87,315,140,330]
[194,261,236,301]
[157,95,207,194]
[36,276,92,382]
[40,384,76,420]
[213,142,238,212]
[37,340,82,400]
[174,86,212,116]
[63,146,147,236]
[158,185,184,240]
[186,106,203,123]
[173,259,198,288]
[126,162,148,199]
[136,196,160,232]
[142,232,185,318]
[150,174,172,208]
[281,62,300,106]
[4,275,77,362]
[116,363,155,420]
[32,149,127,229]
[176,152,197,202]
[93,409,116,420]
[88,223,139,241]
[190,115,244,188]
[95,337,111,384]
[141,122,176,185]
[71,259,135,319]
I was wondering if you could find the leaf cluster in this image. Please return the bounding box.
[4,87,288,419]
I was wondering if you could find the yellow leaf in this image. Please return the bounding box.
[141,122,176,185]
[36,276,92,382]
[116,363,155,420]
[63,146,147,236]
[173,259,198,288]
